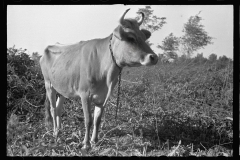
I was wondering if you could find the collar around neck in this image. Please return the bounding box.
[109,34,122,71]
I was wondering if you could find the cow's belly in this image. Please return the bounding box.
[51,80,80,99]
[50,72,110,104]
[49,70,81,98]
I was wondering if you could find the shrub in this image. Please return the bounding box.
[7,46,45,119]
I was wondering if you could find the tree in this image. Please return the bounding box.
[180,11,213,58]
[216,55,231,70]
[135,6,166,46]
[218,55,229,63]
[208,53,217,62]
[193,53,207,64]
[157,33,179,59]
[178,54,187,61]
[166,51,178,59]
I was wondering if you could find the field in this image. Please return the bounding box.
[7,50,233,156]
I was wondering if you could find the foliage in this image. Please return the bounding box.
[158,53,177,64]
[208,53,217,62]
[136,6,166,47]
[193,53,208,64]
[157,33,182,62]
[215,55,232,70]
[7,46,45,118]
[180,11,213,57]
[136,6,166,33]
[157,33,180,57]
[157,11,213,59]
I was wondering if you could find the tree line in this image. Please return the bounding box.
[135,6,231,62]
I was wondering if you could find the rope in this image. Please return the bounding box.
[115,70,122,123]
[109,34,122,124]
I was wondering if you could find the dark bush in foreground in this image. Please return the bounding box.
[7,46,45,119]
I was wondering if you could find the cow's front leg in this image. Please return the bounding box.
[91,105,104,145]
[90,82,115,146]
[80,94,93,150]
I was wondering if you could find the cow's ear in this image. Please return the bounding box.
[141,29,151,40]
[113,26,126,40]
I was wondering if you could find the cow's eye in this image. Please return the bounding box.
[127,37,136,43]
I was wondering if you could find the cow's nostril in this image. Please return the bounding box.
[150,54,155,62]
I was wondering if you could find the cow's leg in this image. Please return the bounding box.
[80,93,93,150]
[45,81,58,136]
[101,107,107,129]
[91,105,104,145]
[90,82,117,145]
[55,95,65,132]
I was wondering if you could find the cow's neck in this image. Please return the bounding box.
[109,34,122,70]
[96,35,122,86]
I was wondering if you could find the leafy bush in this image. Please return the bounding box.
[7,46,45,119]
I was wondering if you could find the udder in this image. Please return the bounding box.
[91,85,108,105]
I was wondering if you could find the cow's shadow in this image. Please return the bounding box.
[98,111,232,153]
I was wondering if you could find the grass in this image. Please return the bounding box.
[7,60,233,156]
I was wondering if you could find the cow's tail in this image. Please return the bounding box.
[45,95,53,129]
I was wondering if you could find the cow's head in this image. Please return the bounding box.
[112,9,158,67]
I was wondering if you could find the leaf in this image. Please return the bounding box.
[99,148,112,156]
[167,140,181,156]
[118,151,128,156]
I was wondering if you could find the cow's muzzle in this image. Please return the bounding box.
[141,53,158,66]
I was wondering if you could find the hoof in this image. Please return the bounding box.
[81,144,91,151]
[53,131,58,137]
[90,141,97,148]
[53,129,61,137]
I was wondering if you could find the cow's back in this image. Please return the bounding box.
[40,41,87,96]
[40,41,85,72]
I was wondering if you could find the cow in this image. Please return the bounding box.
[39,8,158,150]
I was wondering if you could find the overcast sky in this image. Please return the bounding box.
[7,5,233,59]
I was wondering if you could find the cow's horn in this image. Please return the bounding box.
[138,12,144,26]
[119,8,130,26]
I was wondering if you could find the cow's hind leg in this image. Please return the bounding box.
[44,81,58,136]
[56,95,65,133]
[91,105,104,146]
[44,93,52,129]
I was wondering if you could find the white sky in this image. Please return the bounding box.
[7,5,233,59]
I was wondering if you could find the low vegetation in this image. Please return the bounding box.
[7,47,233,156]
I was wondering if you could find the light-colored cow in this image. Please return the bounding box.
[40,9,158,150]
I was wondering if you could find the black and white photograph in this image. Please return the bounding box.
[7,5,233,156]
